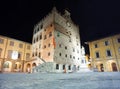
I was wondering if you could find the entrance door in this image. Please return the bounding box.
[112,63,117,71]
[100,64,104,72]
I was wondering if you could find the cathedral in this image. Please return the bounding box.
[31,7,89,73]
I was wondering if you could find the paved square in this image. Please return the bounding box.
[0,72,120,89]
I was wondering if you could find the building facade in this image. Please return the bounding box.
[31,7,82,73]
[88,34,120,72]
[0,35,32,72]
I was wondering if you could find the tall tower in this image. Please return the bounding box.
[32,7,81,73]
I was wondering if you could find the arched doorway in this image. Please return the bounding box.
[26,63,31,73]
[111,63,117,72]
[100,64,104,72]
[3,61,12,72]
[14,62,22,72]
[32,63,36,68]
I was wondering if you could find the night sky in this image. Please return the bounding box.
[0,0,120,53]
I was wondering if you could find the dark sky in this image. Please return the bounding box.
[0,0,120,48]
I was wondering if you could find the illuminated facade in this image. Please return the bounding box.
[88,34,120,72]
[31,7,82,73]
[0,35,32,72]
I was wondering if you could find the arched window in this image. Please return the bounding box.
[4,62,9,68]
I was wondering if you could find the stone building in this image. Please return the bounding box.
[0,35,32,72]
[31,7,82,73]
[88,34,120,72]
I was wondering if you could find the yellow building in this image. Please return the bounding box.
[88,34,120,72]
[0,35,32,73]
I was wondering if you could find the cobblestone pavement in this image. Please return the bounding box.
[0,72,120,89]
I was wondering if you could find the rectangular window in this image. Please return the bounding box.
[18,52,22,59]
[49,32,52,37]
[0,38,4,44]
[94,44,98,48]
[95,52,100,58]
[48,43,50,47]
[44,35,47,40]
[57,32,60,37]
[56,64,59,69]
[106,50,112,57]
[10,41,14,46]
[48,52,50,56]
[65,54,67,57]
[27,45,30,50]
[19,43,23,48]
[44,45,46,49]
[7,50,13,58]
[39,52,41,58]
[68,65,71,70]
[26,53,30,60]
[104,41,109,46]
[65,46,67,49]
[59,44,61,47]
[59,53,61,56]
[63,65,65,70]
[40,34,42,40]
[117,38,120,43]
